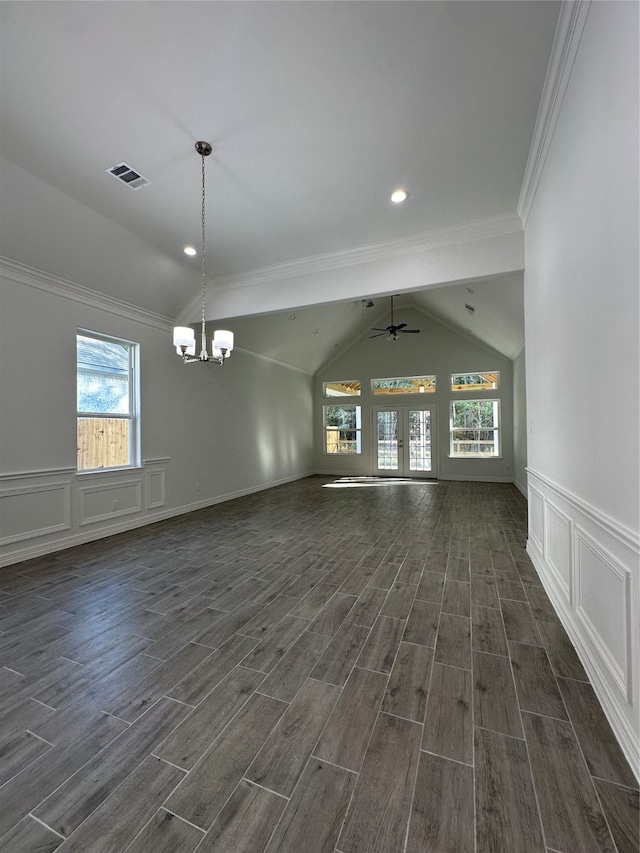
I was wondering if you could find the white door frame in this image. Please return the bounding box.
[372,404,438,478]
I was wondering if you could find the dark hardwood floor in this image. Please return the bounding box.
[0,477,637,852]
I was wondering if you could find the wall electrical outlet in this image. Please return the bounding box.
[112,499,119,510]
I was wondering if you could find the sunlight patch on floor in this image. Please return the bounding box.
[323,477,441,488]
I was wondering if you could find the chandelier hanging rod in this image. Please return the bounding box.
[173,141,234,366]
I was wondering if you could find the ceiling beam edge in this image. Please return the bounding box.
[179,224,524,324]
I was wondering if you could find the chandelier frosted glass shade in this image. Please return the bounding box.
[173,327,196,348]
[213,330,234,353]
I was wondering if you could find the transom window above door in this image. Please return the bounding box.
[372,376,436,395]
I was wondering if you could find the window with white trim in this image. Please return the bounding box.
[450,372,499,391]
[77,331,140,471]
[449,399,500,457]
[324,405,362,454]
[323,381,361,397]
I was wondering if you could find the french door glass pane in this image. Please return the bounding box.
[377,411,398,470]
[409,409,431,471]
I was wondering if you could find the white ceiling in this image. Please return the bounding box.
[217,273,525,372]
[0,1,560,363]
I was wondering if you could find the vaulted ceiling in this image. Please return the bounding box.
[0,1,561,366]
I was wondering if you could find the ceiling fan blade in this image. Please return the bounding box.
[371,297,416,341]
[399,329,420,334]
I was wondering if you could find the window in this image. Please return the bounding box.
[450,400,500,457]
[324,405,362,454]
[372,375,436,395]
[77,331,139,471]
[451,372,499,391]
[323,381,361,397]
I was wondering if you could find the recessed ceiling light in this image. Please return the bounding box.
[289,314,296,321]
[466,287,475,294]
[184,246,197,256]
[390,189,408,204]
[312,329,319,335]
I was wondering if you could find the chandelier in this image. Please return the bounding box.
[173,141,234,365]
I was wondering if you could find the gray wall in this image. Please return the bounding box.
[523,2,639,778]
[512,345,527,496]
[0,267,315,566]
[314,306,514,482]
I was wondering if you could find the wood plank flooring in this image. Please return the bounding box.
[0,477,638,852]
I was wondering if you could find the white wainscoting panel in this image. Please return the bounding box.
[545,501,572,600]
[526,467,640,784]
[78,478,142,526]
[0,481,71,545]
[146,468,166,510]
[575,526,631,703]
[528,485,544,553]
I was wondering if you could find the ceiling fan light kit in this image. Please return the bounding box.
[369,295,420,341]
[172,141,234,366]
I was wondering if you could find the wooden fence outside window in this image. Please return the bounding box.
[77,417,130,470]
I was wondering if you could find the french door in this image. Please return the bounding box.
[373,405,437,478]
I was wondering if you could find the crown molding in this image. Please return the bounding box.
[511,338,526,361]
[0,256,174,331]
[234,347,313,376]
[517,1,592,226]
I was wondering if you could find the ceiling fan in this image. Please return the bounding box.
[369,295,420,341]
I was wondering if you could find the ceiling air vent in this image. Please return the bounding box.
[106,162,151,190]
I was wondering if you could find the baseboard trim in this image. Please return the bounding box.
[439,474,513,484]
[513,478,527,498]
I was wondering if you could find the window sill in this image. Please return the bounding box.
[448,455,503,460]
[76,465,143,476]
